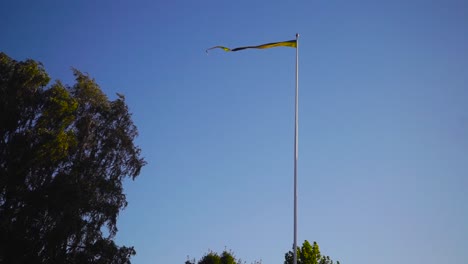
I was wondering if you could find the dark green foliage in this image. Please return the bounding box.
[284,241,340,264]
[186,250,261,264]
[199,252,222,264]
[0,52,145,263]
[220,251,237,264]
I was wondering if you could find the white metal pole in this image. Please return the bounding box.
[293,33,299,264]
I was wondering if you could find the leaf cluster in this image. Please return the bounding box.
[186,250,262,264]
[0,52,145,263]
[284,241,340,264]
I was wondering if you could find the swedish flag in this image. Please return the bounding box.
[206,39,297,53]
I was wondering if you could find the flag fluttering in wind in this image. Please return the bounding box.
[206,39,297,53]
[206,34,301,264]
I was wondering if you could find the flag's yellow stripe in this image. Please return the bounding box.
[206,40,296,53]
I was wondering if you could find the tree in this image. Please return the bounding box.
[186,250,261,264]
[0,52,146,263]
[284,240,340,264]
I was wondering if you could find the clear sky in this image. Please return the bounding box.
[2,0,467,263]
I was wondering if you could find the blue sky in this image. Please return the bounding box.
[2,0,468,263]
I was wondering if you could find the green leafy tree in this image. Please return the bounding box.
[0,52,145,263]
[284,240,340,264]
[198,252,222,264]
[186,250,261,264]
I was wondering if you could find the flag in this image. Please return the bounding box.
[206,39,297,53]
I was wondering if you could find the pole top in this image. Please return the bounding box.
[296,33,300,38]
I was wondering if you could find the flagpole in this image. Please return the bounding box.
[293,33,299,264]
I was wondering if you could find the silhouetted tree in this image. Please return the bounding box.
[186,250,261,264]
[0,52,145,263]
[284,240,340,264]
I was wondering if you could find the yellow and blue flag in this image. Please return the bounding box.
[206,39,297,53]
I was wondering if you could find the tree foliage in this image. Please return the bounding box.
[0,52,145,263]
[186,250,261,264]
[284,241,340,264]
